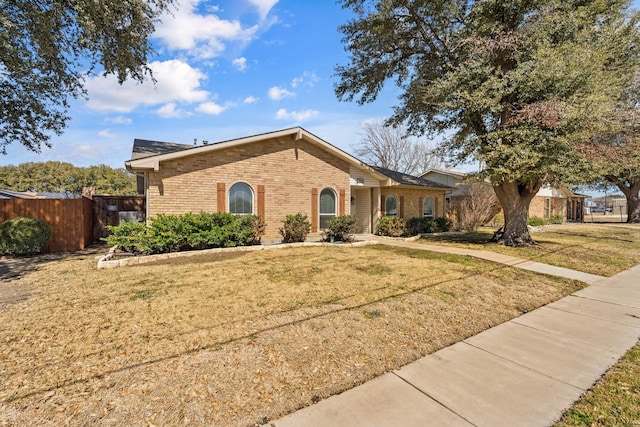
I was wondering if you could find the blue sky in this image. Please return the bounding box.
[2,0,402,169]
[1,0,639,173]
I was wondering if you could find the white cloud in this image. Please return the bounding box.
[97,129,117,138]
[268,86,294,101]
[197,101,226,115]
[244,96,259,104]
[156,103,188,119]
[248,0,279,20]
[106,116,132,125]
[154,0,259,59]
[85,60,208,112]
[291,71,320,88]
[232,57,247,71]
[275,108,319,122]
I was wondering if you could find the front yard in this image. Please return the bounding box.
[0,244,581,426]
[420,223,640,276]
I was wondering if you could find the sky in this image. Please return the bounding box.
[1,0,404,169]
[1,0,639,175]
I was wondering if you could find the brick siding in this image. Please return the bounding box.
[146,136,351,240]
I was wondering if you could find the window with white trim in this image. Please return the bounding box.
[423,197,434,218]
[319,188,337,228]
[229,182,253,214]
[385,196,398,217]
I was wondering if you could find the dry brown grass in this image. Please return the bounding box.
[0,245,583,426]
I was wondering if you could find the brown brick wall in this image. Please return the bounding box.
[529,196,566,220]
[380,188,446,219]
[146,136,351,240]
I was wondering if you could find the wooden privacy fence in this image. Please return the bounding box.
[0,195,145,253]
[0,197,94,252]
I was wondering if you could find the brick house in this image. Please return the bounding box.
[421,169,585,226]
[125,127,453,241]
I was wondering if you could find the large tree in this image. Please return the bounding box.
[354,119,442,175]
[335,0,639,245]
[0,0,173,154]
[577,72,640,223]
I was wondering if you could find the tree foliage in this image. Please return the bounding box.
[0,161,136,195]
[0,0,174,154]
[336,0,640,245]
[353,119,442,175]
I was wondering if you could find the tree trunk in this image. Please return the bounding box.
[612,180,640,223]
[493,180,541,246]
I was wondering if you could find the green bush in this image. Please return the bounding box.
[326,215,358,242]
[549,214,563,224]
[104,220,154,253]
[435,216,453,232]
[406,217,436,235]
[527,216,546,226]
[376,216,407,237]
[279,213,311,243]
[0,217,51,256]
[104,212,265,254]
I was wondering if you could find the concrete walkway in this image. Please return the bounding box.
[268,238,640,427]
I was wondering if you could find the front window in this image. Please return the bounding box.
[319,188,337,228]
[229,182,253,214]
[423,197,434,218]
[385,196,398,217]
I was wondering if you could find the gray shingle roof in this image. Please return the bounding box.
[370,166,456,189]
[131,138,193,160]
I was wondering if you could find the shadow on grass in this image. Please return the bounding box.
[2,243,584,404]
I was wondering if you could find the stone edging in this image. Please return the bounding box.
[97,240,379,269]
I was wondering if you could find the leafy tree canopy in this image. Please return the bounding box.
[0,0,174,154]
[0,162,136,195]
[335,0,640,245]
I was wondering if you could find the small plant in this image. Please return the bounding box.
[0,217,51,256]
[325,215,358,242]
[406,217,436,235]
[376,216,407,237]
[549,214,563,224]
[279,213,311,243]
[435,216,453,232]
[527,216,546,226]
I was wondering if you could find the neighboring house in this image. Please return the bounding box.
[125,127,453,241]
[421,169,585,225]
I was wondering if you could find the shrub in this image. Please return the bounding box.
[0,217,51,256]
[376,216,407,237]
[527,216,546,226]
[104,212,265,254]
[104,220,154,253]
[549,214,563,224]
[326,215,358,242]
[406,217,436,235]
[491,213,505,227]
[435,216,453,232]
[279,213,311,243]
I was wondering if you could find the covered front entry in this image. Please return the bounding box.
[351,187,381,234]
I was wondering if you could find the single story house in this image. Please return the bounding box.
[125,127,453,241]
[421,169,586,225]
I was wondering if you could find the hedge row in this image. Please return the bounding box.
[376,216,453,237]
[104,212,265,254]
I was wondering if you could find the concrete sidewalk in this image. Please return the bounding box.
[268,241,640,427]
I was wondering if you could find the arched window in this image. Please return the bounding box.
[385,196,398,217]
[319,188,337,228]
[229,182,253,214]
[423,197,434,218]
